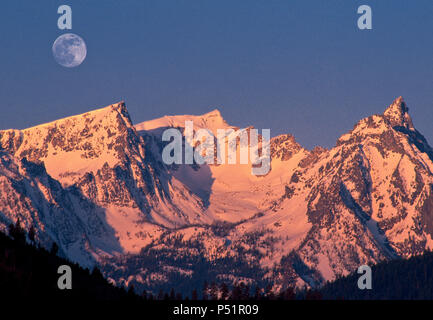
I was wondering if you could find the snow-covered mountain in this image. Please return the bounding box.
[1,97,433,293]
[0,102,207,265]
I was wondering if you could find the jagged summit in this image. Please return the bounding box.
[271,133,304,161]
[11,101,131,132]
[383,96,414,129]
[0,100,141,186]
[89,100,127,114]
[337,96,418,146]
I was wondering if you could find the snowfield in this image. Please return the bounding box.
[1,96,433,293]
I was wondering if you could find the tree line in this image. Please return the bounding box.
[3,218,433,300]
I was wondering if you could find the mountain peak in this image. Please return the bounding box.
[85,101,131,123]
[0,100,139,185]
[109,100,128,114]
[135,108,233,135]
[203,109,222,118]
[7,101,132,133]
[383,96,414,129]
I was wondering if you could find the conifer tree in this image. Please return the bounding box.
[169,288,176,300]
[191,289,198,300]
[202,281,209,300]
[220,283,229,300]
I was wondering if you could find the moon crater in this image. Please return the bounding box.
[52,33,87,68]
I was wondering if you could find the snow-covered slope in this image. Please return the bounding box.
[0,150,116,267]
[1,97,433,293]
[136,110,308,221]
[135,109,234,136]
[127,97,433,291]
[0,102,207,263]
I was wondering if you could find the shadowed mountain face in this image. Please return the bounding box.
[1,97,433,293]
[0,102,207,266]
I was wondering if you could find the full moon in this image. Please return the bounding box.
[52,33,87,68]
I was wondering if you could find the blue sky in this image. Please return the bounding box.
[0,0,432,149]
